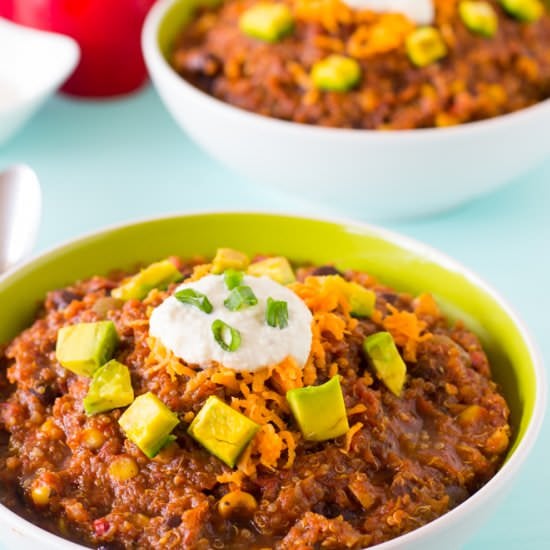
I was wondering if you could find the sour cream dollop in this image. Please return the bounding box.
[149,274,313,372]
[343,0,434,25]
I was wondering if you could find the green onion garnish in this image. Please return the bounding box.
[224,285,258,311]
[224,269,244,290]
[266,297,289,329]
[212,320,241,352]
[174,288,213,314]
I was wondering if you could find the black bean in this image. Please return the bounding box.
[311,265,343,277]
[48,290,80,310]
[30,385,60,406]
[166,514,182,529]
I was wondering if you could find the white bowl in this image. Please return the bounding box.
[143,0,550,219]
[0,18,80,146]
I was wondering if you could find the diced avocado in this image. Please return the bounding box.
[406,27,447,68]
[500,0,543,22]
[83,360,134,415]
[188,396,260,468]
[311,55,361,93]
[211,248,250,274]
[363,332,406,396]
[112,259,181,301]
[248,257,295,284]
[118,392,179,458]
[286,376,349,442]
[346,282,376,317]
[459,1,498,37]
[239,3,294,43]
[56,321,119,377]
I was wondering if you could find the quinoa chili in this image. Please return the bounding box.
[0,252,511,549]
[171,0,550,129]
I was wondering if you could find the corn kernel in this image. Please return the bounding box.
[485,426,510,454]
[31,484,51,506]
[41,419,64,440]
[82,427,106,450]
[108,456,139,482]
[458,404,487,426]
[218,491,257,519]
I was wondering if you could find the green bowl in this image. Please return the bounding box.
[0,212,545,550]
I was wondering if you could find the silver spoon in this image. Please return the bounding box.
[0,164,41,273]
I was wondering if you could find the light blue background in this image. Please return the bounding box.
[1,87,549,548]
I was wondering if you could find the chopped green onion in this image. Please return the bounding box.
[174,288,213,314]
[224,285,258,311]
[224,269,244,290]
[212,320,242,352]
[266,297,289,329]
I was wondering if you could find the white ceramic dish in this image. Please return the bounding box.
[0,18,79,146]
[0,211,545,549]
[143,0,550,220]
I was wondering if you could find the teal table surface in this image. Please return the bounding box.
[1,87,549,549]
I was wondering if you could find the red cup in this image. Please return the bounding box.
[3,0,156,97]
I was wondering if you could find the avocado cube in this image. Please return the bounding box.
[347,283,376,317]
[112,259,181,301]
[239,3,294,43]
[211,248,250,274]
[500,0,543,22]
[56,321,119,377]
[83,360,134,415]
[406,27,447,68]
[248,257,295,285]
[188,396,260,468]
[118,392,179,458]
[363,332,407,396]
[311,55,361,93]
[286,376,349,442]
[459,1,498,37]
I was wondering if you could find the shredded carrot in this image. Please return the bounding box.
[344,422,364,453]
[236,442,256,478]
[256,424,284,468]
[287,61,311,89]
[126,319,149,328]
[294,0,353,33]
[328,362,339,378]
[347,404,367,416]
[312,34,345,53]
[302,357,318,386]
[279,430,298,469]
[315,311,347,341]
[347,14,414,58]
[252,368,272,393]
[144,336,198,380]
[188,263,212,281]
[414,293,440,319]
[271,357,303,394]
[210,369,240,392]
[383,304,431,362]
[216,470,245,490]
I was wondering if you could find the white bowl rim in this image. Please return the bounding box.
[0,17,80,113]
[143,0,550,141]
[0,209,546,549]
